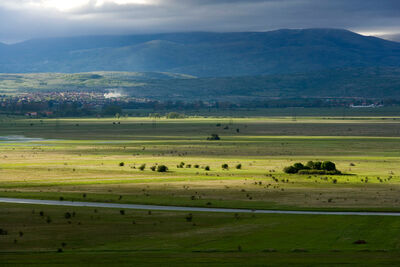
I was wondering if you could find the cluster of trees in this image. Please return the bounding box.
[284,161,341,175]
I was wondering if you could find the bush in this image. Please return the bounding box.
[207,134,221,141]
[138,164,146,171]
[157,165,168,172]
[119,162,125,167]
[222,164,229,170]
[0,229,8,235]
[150,166,156,171]
[194,164,199,168]
[185,213,193,222]
[236,164,242,169]
[205,166,210,171]
[177,162,185,168]
[297,169,341,175]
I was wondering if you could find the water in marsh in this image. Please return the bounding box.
[0,135,53,145]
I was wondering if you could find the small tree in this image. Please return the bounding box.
[119,162,125,167]
[236,164,242,170]
[207,134,220,141]
[322,161,336,171]
[178,162,185,168]
[222,164,229,170]
[138,164,146,171]
[313,161,322,170]
[283,166,298,174]
[293,162,304,170]
[205,166,210,171]
[157,165,168,172]
[306,161,315,169]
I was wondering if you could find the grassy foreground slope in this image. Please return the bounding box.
[1,203,400,266]
[1,116,400,265]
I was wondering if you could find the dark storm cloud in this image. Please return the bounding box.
[0,0,400,43]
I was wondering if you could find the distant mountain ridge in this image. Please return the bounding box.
[1,29,400,76]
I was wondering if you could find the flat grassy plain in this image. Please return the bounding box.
[1,116,400,265]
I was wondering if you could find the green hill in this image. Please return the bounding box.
[1,29,400,77]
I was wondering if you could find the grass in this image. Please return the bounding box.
[1,203,400,266]
[1,115,400,265]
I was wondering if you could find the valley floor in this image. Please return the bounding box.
[1,116,400,265]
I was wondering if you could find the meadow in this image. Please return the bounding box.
[1,116,400,265]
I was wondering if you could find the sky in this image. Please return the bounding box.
[0,0,400,43]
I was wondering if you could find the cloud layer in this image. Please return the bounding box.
[1,0,400,43]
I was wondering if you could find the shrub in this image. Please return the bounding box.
[207,134,220,141]
[236,164,242,169]
[185,213,193,222]
[157,165,168,172]
[297,169,341,175]
[222,164,229,170]
[150,166,156,171]
[119,162,125,167]
[138,164,146,171]
[177,162,185,168]
[205,166,210,171]
[186,164,192,168]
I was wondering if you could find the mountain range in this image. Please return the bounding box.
[1,29,400,77]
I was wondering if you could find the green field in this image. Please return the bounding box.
[1,116,400,265]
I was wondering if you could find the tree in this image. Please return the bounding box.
[157,165,168,172]
[138,164,146,171]
[293,162,305,171]
[306,161,315,169]
[313,161,322,170]
[222,164,229,170]
[322,161,336,171]
[283,166,298,174]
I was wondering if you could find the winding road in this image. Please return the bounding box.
[1,197,400,216]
